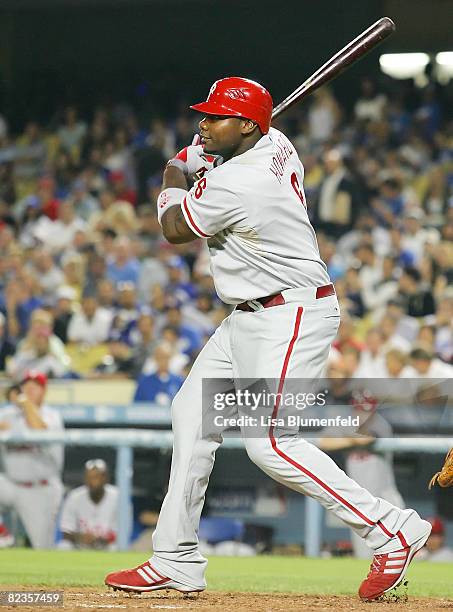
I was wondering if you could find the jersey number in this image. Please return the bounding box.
[194,177,207,200]
[290,172,306,208]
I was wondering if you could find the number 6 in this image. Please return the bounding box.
[290,172,306,208]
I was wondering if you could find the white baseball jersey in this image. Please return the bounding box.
[0,404,64,482]
[181,127,330,304]
[67,307,113,345]
[59,484,119,543]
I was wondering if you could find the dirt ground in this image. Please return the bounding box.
[1,588,452,612]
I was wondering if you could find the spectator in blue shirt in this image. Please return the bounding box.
[1,277,43,339]
[109,282,139,345]
[415,86,441,142]
[106,237,140,286]
[134,342,183,405]
[165,304,202,358]
[165,256,197,304]
[372,178,405,228]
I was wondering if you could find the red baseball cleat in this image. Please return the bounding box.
[358,525,431,601]
[104,561,203,594]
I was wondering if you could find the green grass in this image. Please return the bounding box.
[1,550,452,598]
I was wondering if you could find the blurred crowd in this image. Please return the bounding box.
[0,76,452,402]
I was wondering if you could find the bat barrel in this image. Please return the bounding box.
[272,17,396,120]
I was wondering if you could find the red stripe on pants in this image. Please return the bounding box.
[268,306,402,544]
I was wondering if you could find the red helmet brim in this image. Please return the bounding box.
[190,101,243,118]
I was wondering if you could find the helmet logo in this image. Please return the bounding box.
[225,88,248,100]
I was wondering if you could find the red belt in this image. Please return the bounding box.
[236,283,335,312]
[14,479,49,488]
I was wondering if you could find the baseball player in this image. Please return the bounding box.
[346,393,405,559]
[0,371,64,548]
[59,458,124,550]
[105,77,431,601]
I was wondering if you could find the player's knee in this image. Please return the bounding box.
[192,439,216,474]
[244,438,274,467]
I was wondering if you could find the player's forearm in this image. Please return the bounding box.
[159,167,197,244]
[318,437,351,451]
[161,206,197,244]
[63,531,92,546]
[318,436,374,451]
[93,535,115,548]
[63,531,113,549]
[62,532,79,544]
[162,165,189,191]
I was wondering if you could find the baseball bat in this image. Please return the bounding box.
[272,17,396,120]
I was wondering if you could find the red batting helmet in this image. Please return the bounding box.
[22,370,48,388]
[190,77,273,135]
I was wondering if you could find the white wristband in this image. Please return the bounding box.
[157,187,188,225]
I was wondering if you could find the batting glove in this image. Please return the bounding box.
[167,134,222,178]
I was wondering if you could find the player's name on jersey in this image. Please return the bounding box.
[213,414,360,428]
[269,133,294,183]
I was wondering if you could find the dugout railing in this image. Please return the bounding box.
[0,428,451,554]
